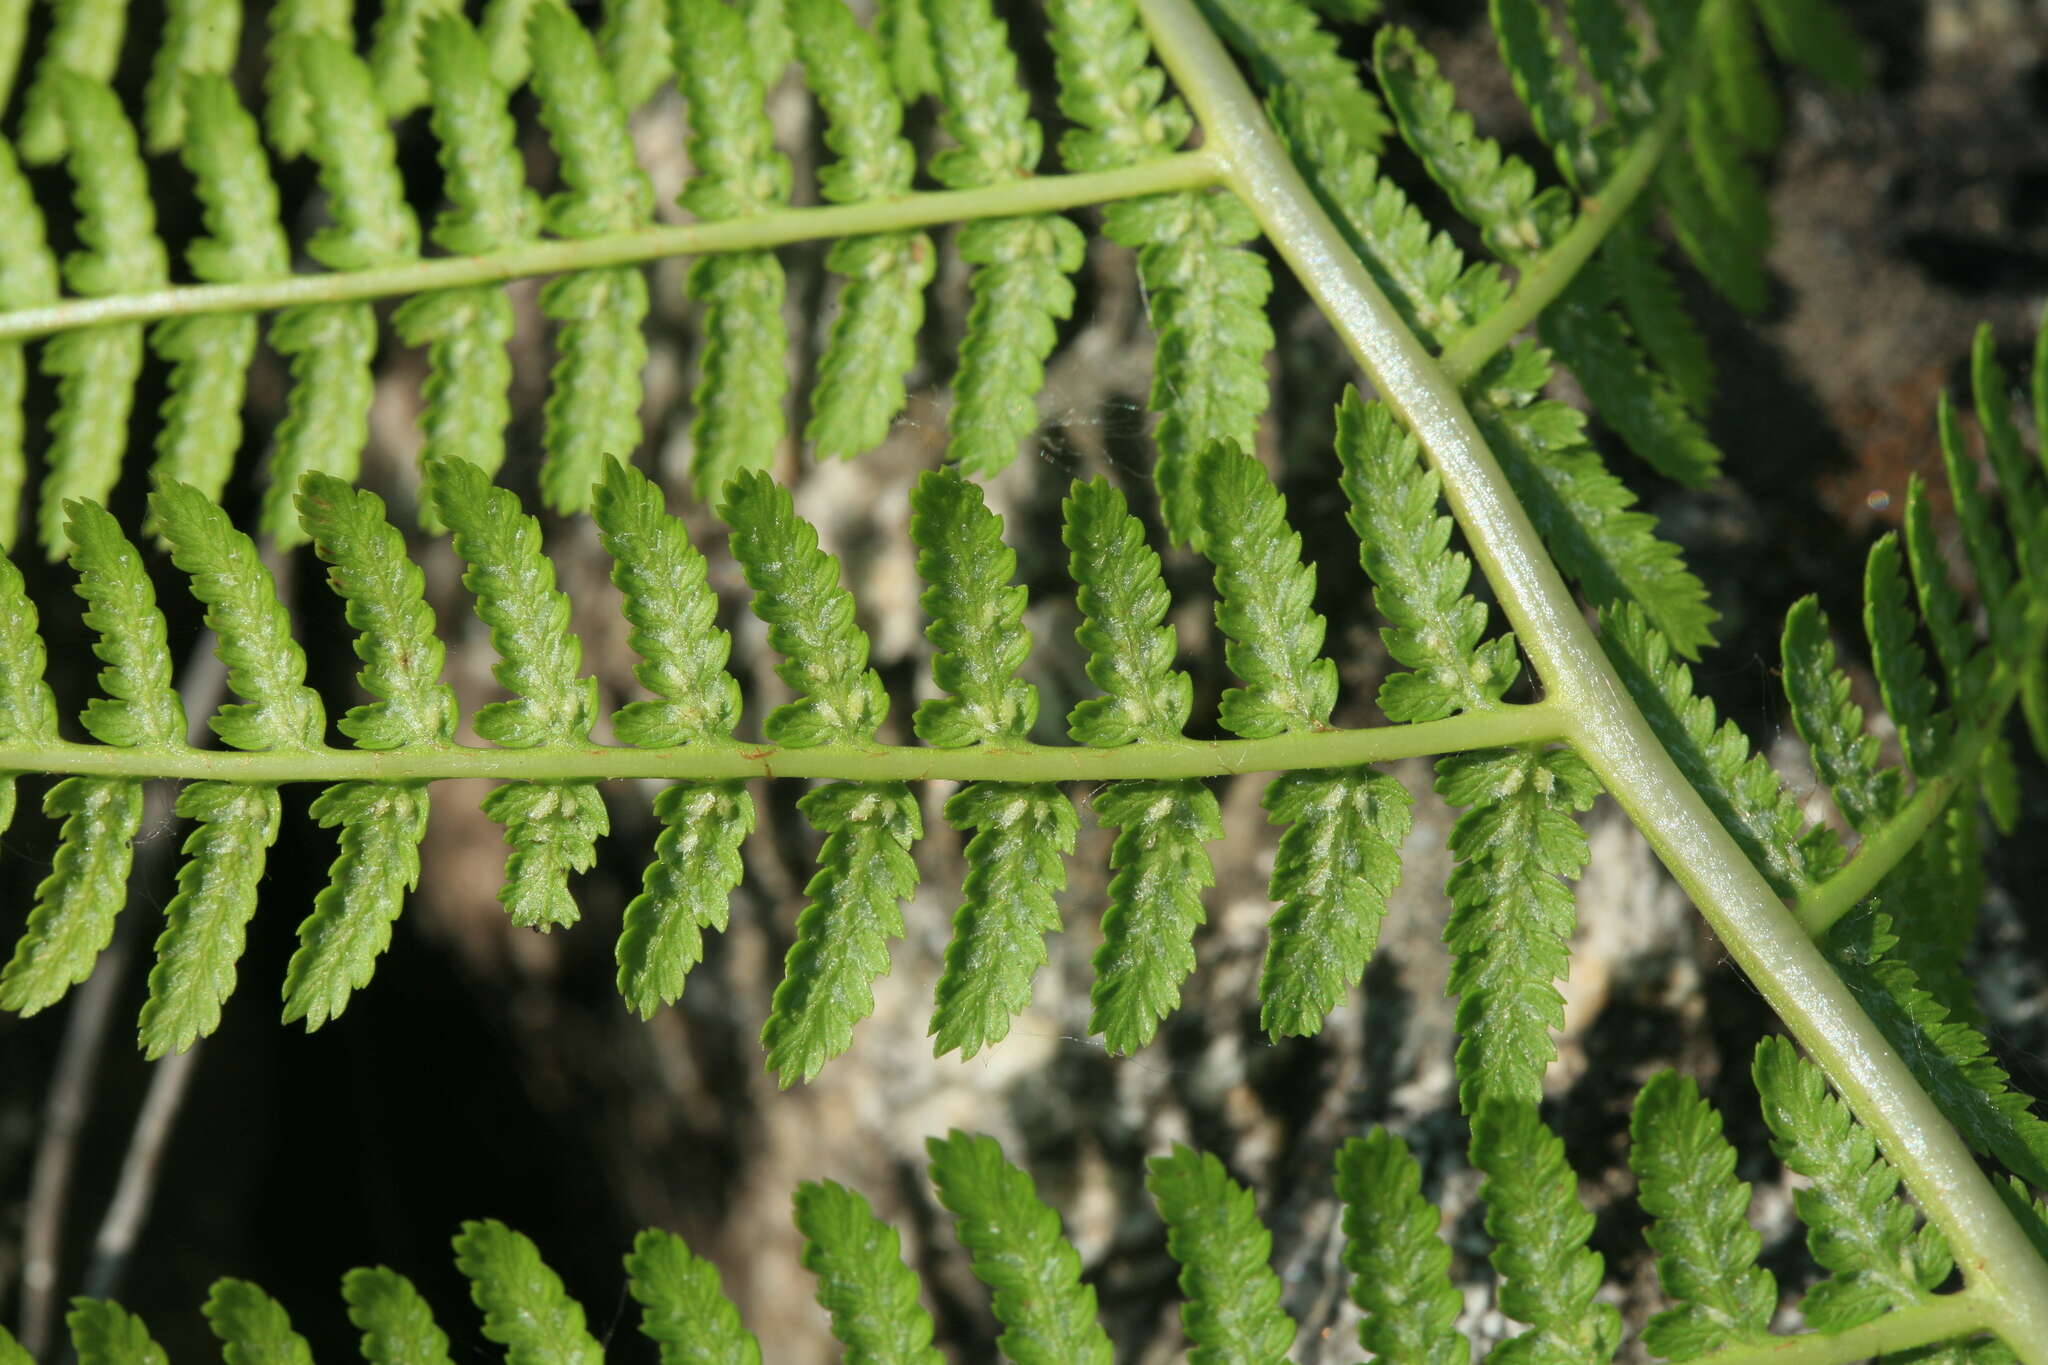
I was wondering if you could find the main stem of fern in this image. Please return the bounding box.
[1135,0,2048,1349]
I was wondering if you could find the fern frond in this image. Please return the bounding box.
[912,471,1075,1058]
[625,1231,764,1365]
[925,1131,1113,1365]
[1602,603,1841,897]
[0,503,180,1015]
[793,0,932,463]
[0,552,59,835]
[1863,534,1951,780]
[204,1280,314,1365]
[1064,477,1218,1051]
[262,0,351,157]
[1048,0,1271,548]
[794,1179,944,1365]
[144,0,239,152]
[1630,1071,1776,1360]
[1782,597,1904,833]
[1471,1101,1621,1365]
[1147,1145,1296,1364]
[0,138,58,545]
[1336,1128,1468,1365]
[341,1268,452,1365]
[68,1300,168,1365]
[37,76,166,557]
[675,0,791,499]
[453,1220,604,1365]
[1200,0,1392,157]
[16,0,124,164]
[1753,1035,1950,1330]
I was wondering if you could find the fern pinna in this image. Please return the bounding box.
[4,0,2048,1360]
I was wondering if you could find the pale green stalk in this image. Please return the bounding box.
[1686,1293,1990,1365]
[0,153,1220,342]
[1133,0,2048,1353]
[0,702,1558,785]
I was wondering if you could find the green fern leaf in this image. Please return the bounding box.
[341,1266,453,1365]
[1753,1035,1949,1330]
[1971,325,2046,591]
[1903,477,1984,717]
[0,1327,21,1365]
[925,1131,1112,1365]
[1781,597,1903,833]
[154,79,283,506]
[625,1230,763,1365]
[926,0,1084,476]
[262,0,350,156]
[37,76,167,557]
[1147,1144,1296,1364]
[138,781,282,1057]
[204,1280,313,1365]
[1064,476,1191,745]
[1258,768,1410,1038]
[723,470,889,747]
[260,303,377,545]
[1862,534,1951,779]
[1605,213,1714,409]
[0,137,58,545]
[1471,1102,1621,1365]
[432,459,606,928]
[144,0,239,152]
[1539,279,1722,485]
[284,781,431,1029]
[794,1179,944,1365]
[1489,0,1597,186]
[0,550,60,834]
[762,780,921,1085]
[366,0,460,115]
[478,0,549,88]
[1751,0,1867,87]
[453,1220,604,1365]
[598,0,672,109]
[1337,391,1520,720]
[1471,366,1717,657]
[299,36,419,270]
[2,503,181,1015]
[618,780,755,1016]
[69,1300,169,1365]
[1630,1071,1775,1360]
[1197,443,1336,738]
[1441,746,1597,1111]
[152,482,325,752]
[1601,603,1840,896]
[1562,0,1649,128]
[1655,143,1768,316]
[1201,0,1392,156]
[930,783,1076,1060]
[911,470,1075,1058]
[16,0,124,164]
[794,0,933,461]
[1335,1128,1467,1365]
[1826,907,2048,1194]
[1048,0,1270,547]
[1268,83,1506,350]
[1936,396,2018,652]
[875,0,936,102]
[531,2,654,510]
[675,0,791,499]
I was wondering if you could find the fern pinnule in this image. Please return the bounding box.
[1197,441,1410,1037]
[478,0,551,90]
[394,14,536,496]
[340,1267,453,1365]
[925,1132,1113,1365]
[67,1299,168,1365]
[595,459,753,1017]
[1146,1145,1296,1365]
[0,137,57,547]
[793,0,935,464]
[1903,475,1985,718]
[530,3,652,512]
[1781,598,1903,834]
[911,469,1075,1059]
[452,1220,605,1365]
[38,76,167,557]
[262,0,350,157]
[1,503,181,1015]
[430,458,607,930]
[1046,0,1271,550]
[675,0,791,500]
[875,0,938,103]
[366,0,460,116]
[15,0,124,164]
[1629,1071,1776,1360]
[1064,476,1219,1053]
[1863,535,1951,781]
[1203,0,1392,157]
[624,1231,764,1365]
[1336,1128,1468,1365]
[723,470,918,1083]
[795,1179,944,1365]
[1753,1035,1951,1330]
[925,0,1085,477]
[0,552,59,836]
[146,0,239,153]
[205,1280,314,1365]
[1471,1101,1620,1365]
[596,0,674,111]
